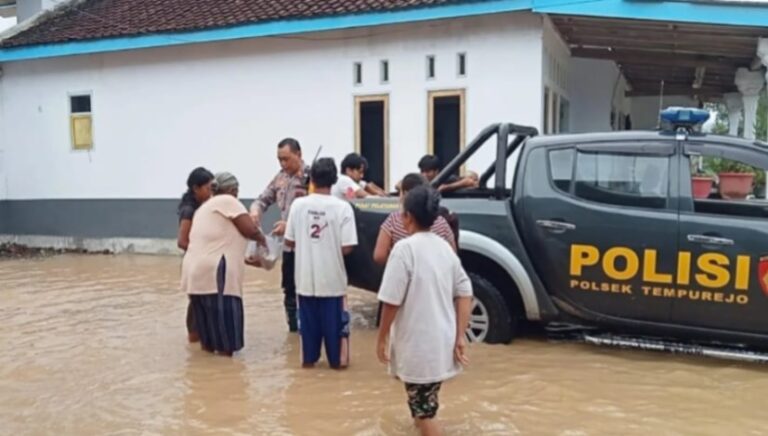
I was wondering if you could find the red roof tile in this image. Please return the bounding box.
[1,0,472,48]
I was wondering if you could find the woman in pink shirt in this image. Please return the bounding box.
[181,172,265,356]
[373,173,456,266]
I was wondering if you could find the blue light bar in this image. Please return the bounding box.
[660,107,710,127]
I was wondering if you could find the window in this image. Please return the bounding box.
[688,150,768,218]
[71,95,91,113]
[549,149,574,193]
[457,53,466,77]
[559,97,570,133]
[70,93,92,151]
[426,55,435,79]
[380,60,389,84]
[353,62,362,85]
[573,151,669,209]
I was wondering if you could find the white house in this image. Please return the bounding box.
[0,0,766,252]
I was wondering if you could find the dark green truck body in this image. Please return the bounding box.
[345,123,768,348]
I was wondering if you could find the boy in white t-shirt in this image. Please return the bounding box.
[331,153,368,200]
[286,157,358,369]
[376,186,473,435]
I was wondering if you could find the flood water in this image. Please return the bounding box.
[1,254,767,435]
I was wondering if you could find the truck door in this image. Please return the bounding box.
[674,140,768,334]
[518,141,678,324]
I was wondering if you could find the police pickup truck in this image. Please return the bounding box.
[345,108,768,357]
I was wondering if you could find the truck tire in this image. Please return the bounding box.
[467,273,515,344]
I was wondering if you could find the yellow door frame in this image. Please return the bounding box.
[354,94,390,189]
[427,89,466,173]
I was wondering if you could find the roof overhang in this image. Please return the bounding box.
[551,14,767,97]
[534,0,768,28]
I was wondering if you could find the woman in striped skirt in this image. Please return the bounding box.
[181,172,265,356]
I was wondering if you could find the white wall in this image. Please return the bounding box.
[16,0,40,22]
[541,17,570,134]
[0,17,15,33]
[16,0,55,22]
[630,95,698,130]
[569,58,630,133]
[0,12,544,200]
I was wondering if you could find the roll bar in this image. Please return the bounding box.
[433,123,538,199]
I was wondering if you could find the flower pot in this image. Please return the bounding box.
[718,172,754,200]
[691,176,714,199]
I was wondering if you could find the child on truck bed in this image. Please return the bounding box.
[376,185,473,436]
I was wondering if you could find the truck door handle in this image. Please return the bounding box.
[536,220,576,232]
[687,234,734,246]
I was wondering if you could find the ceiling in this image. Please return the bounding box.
[551,15,768,98]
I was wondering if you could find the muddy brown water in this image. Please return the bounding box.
[1,254,766,435]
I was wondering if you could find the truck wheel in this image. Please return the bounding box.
[467,273,515,344]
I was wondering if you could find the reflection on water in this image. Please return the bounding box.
[1,254,767,435]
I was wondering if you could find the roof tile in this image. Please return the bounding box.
[1,0,472,48]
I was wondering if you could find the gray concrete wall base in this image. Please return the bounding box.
[0,199,279,240]
[0,234,180,255]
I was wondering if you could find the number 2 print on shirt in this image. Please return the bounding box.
[308,210,328,242]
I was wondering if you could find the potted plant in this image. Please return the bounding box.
[704,157,756,200]
[690,156,715,199]
[692,171,716,199]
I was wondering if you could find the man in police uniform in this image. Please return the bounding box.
[251,138,310,332]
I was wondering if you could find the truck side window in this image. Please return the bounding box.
[548,148,574,193]
[688,153,768,218]
[573,152,669,209]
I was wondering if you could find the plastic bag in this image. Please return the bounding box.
[246,235,283,270]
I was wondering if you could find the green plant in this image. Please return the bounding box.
[704,157,757,174]
[700,91,767,196]
[692,170,715,177]
[705,90,766,138]
[756,90,767,142]
[705,101,730,135]
[689,155,714,177]
[703,156,766,196]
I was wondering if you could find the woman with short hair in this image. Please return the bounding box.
[177,167,214,343]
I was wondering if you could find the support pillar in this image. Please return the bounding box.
[723,93,743,137]
[735,67,765,140]
[756,38,768,198]
[758,37,768,139]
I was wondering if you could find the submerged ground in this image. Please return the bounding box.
[1,254,766,435]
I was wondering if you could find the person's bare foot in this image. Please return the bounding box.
[188,332,200,343]
[302,363,315,368]
[202,345,215,353]
[416,418,441,436]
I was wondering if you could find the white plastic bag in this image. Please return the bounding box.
[246,235,283,270]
